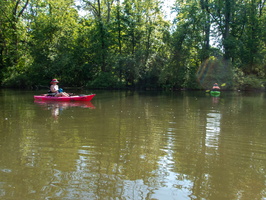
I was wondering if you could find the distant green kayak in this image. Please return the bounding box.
[210,90,220,96]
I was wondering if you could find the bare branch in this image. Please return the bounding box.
[17,0,29,18]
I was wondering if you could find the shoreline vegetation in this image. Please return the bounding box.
[2,80,265,92]
[0,1,265,91]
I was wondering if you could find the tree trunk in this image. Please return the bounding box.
[200,0,211,60]
[223,0,231,60]
[96,0,106,72]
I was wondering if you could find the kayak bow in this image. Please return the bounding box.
[210,91,220,96]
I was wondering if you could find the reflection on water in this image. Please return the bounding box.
[206,111,221,149]
[0,90,265,200]
[34,101,95,119]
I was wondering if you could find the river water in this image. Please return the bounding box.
[0,89,265,200]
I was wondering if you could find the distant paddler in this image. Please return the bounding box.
[206,83,225,93]
[212,83,220,91]
[210,83,221,96]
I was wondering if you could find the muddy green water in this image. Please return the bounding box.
[0,89,265,200]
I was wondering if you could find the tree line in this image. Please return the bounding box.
[0,0,265,90]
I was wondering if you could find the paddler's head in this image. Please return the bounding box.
[50,79,59,84]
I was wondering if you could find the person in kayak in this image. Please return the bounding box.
[212,83,220,91]
[49,79,69,97]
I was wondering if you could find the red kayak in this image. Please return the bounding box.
[34,94,96,102]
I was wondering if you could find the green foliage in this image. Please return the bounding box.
[2,72,29,88]
[0,0,265,90]
[196,56,234,89]
[233,68,264,90]
[87,72,121,89]
[240,75,264,90]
